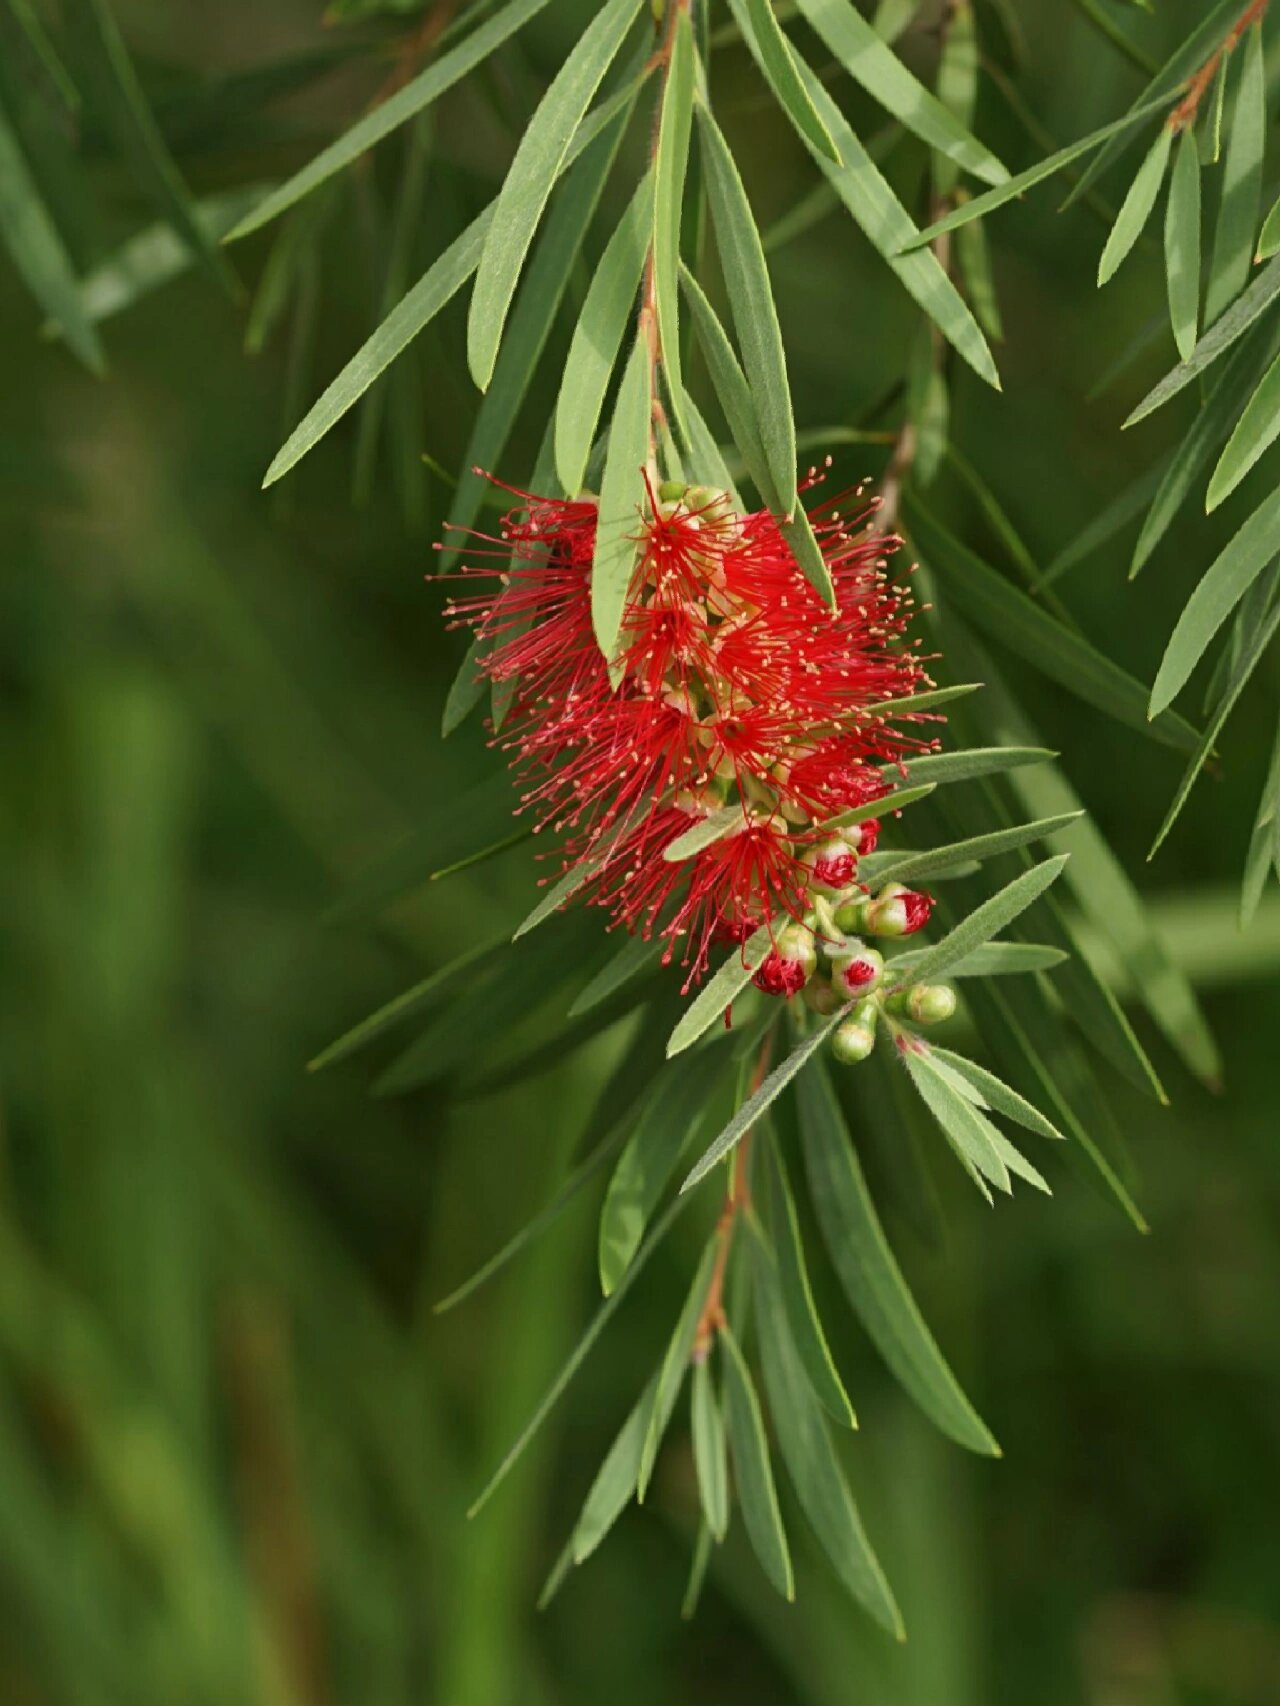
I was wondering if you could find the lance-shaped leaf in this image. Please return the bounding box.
[546,1370,658,1577]
[690,1361,729,1541]
[720,1323,794,1599]
[683,394,743,506]
[590,332,651,660]
[752,1246,902,1635]
[697,103,797,517]
[555,174,651,495]
[902,1046,1010,1201]
[1044,462,1164,588]
[0,95,103,371]
[742,0,840,162]
[569,932,664,1018]
[797,1060,999,1453]
[928,1048,1065,1140]
[681,1008,848,1193]
[1241,709,1280,926]
[1204,20,1265,326]
[791,0,1006,185]
[1097,124,1171,286]
[441,632,488,738]
[866,811,1082,887]
[637,1240,718,1496]
[1256,186,1280,261]
[307,937,498,1071]
[467,0,642,390]
[1164,128,1201,360]
[1206,345,1280,512]
[667,920,774,1056]
[662,803,750,862]
[891,748,1049,787]
[1150,483,1280,715]
[906,498,1200,752]
[895,855,1069,989]
[228,0,553,240]
[652,7,695,445]
[889,941,1067,980]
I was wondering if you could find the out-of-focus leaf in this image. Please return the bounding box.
[555,174,651,495]
[866,811,1081,887]
[548,1370,657,1576]
[1097,125,1170,286]
[1204,21,1264,326]
[307,938,497,1071]
[720,1323,794,1600]
[797,1060,999,1453]
[467,0,641,390]
[227,0,552,240]
[929,1047,1065,1139]
[697,103,798,518]
[64,0,232,289]
[1241,710,1280,926]
[760,1140,855,1428]
[1069,0,1156,74]
[667,921,774,1056]
[955,198,1003,341]
[691,1361,729,1541]
[652,7,694,444]
[742,0,840,162]
[933,0,978,200]
[0,94,103,370]
[637,1240,717,1495]
[680,1523,714,1619]
[753,1246,902,1635]
[872,0,919,43]
[792,0,1007,185]
[440,632,488,737]
[1045,461,1164,587]
[907,498,1200,752]
[590,332,651,660]
[1150,483,1280,715]
[1206,346,1280,511]
[681,1008,847,1193]
[894,856,1069,988]
[569,933,664,1018]
[1163,128,1200,360]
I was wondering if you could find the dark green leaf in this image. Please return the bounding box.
[720,1323,794,1599]
[440,632,488,737]
[637,1240,717,1496]
[307,937,497,1070]
[1206,345,1280,511]
[1241,709,1280,925]
[569,933,664,1018]
[1204,21,1265,326]
[554,1371,656,1572]
[652,8,695,443]
[1164,128,1201,360]
[889,940,1067,979]
[691,1361,730,1541]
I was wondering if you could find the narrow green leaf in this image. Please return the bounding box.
[1150,567,1280,854]
[599,1053,715,1295]
[65,0,232,290]
[590,332,651,659]
[761,1142,856,1428]
[955,200,1004,342]
[652,8,695,442]
[1256,185,1280,261]
[779,504,837,605]
[307,938,498,1070]
[896,855,1069,989]
[1097,124,1171,286]
[469,1188,695,1518]
[441,632,488,737]
[697,103,798,516]
[662,803,750,863]
[929,1048,1064,1140]
[933,0,978,199]
[0,95,103,371]
[892,747,1050,786]
[467,0,641,390]
[890,682,982,715]
[831,780,936,828]
[681,1009,848,1194]
[637,1241,718,1496]
[720,1323,794,1600]
[797,1060,999,1454]
[681,264,780,505]
[889,941,1067,979]
[691,1361,730,1541]
[903,92,1176,251]
[1068,0,1156,75]
[559,1372,657,1568]
[902,1048,1010,1200]
[667,921,775,1057]
[753,1249,903,1635]
[1164,128,1201,360]
[683,393,744,507]
[1206,346,1280,511]
[906,498,1200,752]
[1045,461,1165,588]
[1150,482,1280,715]
[555,174,651,495]
[680,1523,714,1619]
[227,0,552,240]
[568,932,664,1018]
[1125,254,1280,428]
[792,0,1007,185]
[742,0,841,163]
[867,811,1082,887]
[1200,47,1228,165]
[1241,709,1280,926]
[1204,21,1265,326]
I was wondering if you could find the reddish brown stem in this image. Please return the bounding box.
[1168,0,1269,134]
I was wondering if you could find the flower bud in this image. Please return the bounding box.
[833,896,868,933]
[836,817,880,856]
[803,976,842,1015]
[831,999,879,1065]
[885,982,956,1025]
[863,882,934,938]
[752,922,817,997]
[804,838,859,894]
[830,945,885,997]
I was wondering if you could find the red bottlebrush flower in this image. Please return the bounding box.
[440,468,937,984]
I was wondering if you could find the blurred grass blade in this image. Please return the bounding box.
[1097,124,1170,286]
[0,94,104,371]
[866,811,1082,887]
[742,0,840,162]
[797,1060,999,1453]
[791,0,1007,185]
[955,201,1004,341]
[652,7,695,445]
[1150,483,1280,716]
[65,0,233,290]
[467,0,641,390]
[569,933,664,1017]
[1203,20,1264,326]
[637,1240,717,1496]
[697,102,799,519]
[1206,345,1280,511]
[227,0,552,241]
[590,332,651,660]
[1045,460,1164,587]
[555,174,651,495]
[897,855,1069,988]
[760,1141,856,1428]
[929,1048,1065,1139]
[907,498,1200,752]
[690,1361,730,1541]
[667,921,774,1057]
[681,1009,847,1193]
[752,1245,903,1634]
[720,1322,794,1600]
[1163,128,1200,360]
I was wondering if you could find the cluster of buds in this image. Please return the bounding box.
[753,876,956,1065]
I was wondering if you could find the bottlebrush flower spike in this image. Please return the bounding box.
[441,467,938,984]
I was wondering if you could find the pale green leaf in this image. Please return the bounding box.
[666,921,775,1057]
[1256,185,1280,261]
[720,1323,794,1599]
[590,332,651,659]
[1164,128,1201,360]
[742,0,841,163]
[889,941,1067,979]
[652,8,695,443]
[867,810,1081,887]
[1204,21,1265,326]
[662,803,750,862]
[895,855,1070,989]
[1097,124,1171,286]
[891,748,1050,786]
[1206,345,1280,511]
[903,1048,1010,1199]
[928,1048,1065,1140]
[691,1361,730,1541]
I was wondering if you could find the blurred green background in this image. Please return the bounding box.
[4,2,1280,1703]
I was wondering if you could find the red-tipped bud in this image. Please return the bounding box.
[752,922,817,997]
[830,946,885,996]
[837,817,880,856]
[863,882,934,938]
[805,838,859,894]
[831,998,879,1064]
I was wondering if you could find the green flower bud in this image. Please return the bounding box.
[803,976,842,1015]
[831,999,879,1065]
[908,983,956,1025]
[830,945,885,997]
